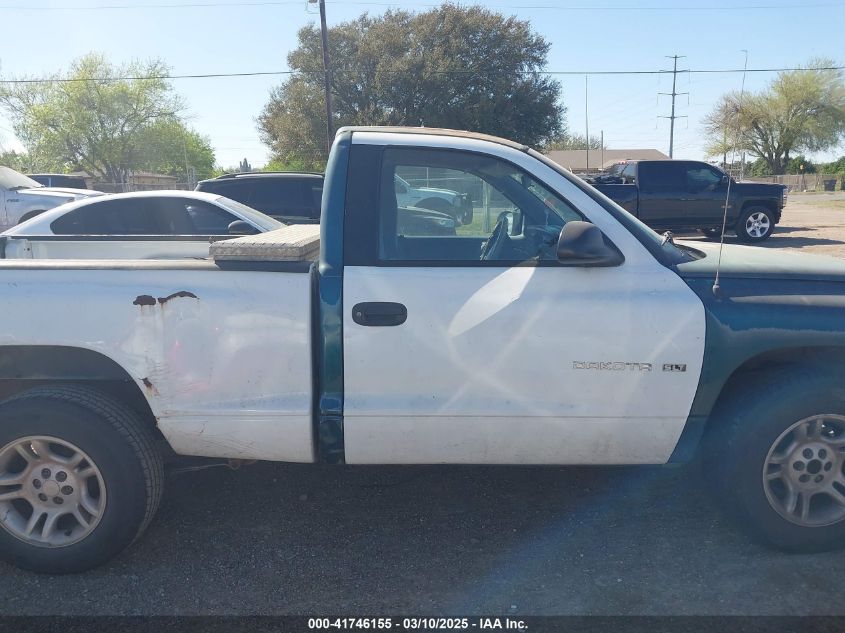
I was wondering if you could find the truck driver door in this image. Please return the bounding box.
[341,140,705,465]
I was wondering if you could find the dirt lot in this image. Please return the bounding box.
[683,191,845,258]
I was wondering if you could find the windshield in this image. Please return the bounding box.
[215,196,285,231]
[0,166,42,190]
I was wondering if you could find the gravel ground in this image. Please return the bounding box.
[1,192,845,616]
[682,191,845,258]
[2,461,845,616]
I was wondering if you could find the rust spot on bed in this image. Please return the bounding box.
[141,377,153,389]
[157,291,198,304]
[133,294,156,306]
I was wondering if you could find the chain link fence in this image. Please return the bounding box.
[744,174,845,192]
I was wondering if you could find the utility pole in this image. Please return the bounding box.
[659,55,687,158]
[600,130,604,171]
[310,0,334,154]
[584,75,589,173]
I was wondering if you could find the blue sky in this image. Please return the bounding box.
[0,0,843,168]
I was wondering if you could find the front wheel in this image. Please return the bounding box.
[737,206,774,242]
[705,368,845,552]
[0,386,163,573]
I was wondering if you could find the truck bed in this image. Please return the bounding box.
[0,256,316,463]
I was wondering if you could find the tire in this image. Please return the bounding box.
[736,206,775,242]
[17,210,46,225]
[698,228,722,240]
[704,367,845,552]
[0,385,163,573]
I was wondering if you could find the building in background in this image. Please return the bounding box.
[545,148,669,174]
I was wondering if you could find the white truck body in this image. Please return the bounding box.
[0,131,706,465]
[0,167,102,231]
[0,263,315,462]
[3,127,845,572]
[0,237,214,260]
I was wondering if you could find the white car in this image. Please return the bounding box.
[0,167,102,231]
[1,190,283,259]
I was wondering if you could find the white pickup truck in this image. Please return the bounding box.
[1,127,845,573]
[0,167,101,231]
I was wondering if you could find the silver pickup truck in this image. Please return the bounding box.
[0,167,101,231]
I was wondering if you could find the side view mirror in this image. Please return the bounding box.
[556,221,624,267]
[228,220,259,236]
[720,174,730,186]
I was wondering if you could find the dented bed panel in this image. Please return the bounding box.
[0,267,315,463]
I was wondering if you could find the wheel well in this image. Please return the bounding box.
[17,210,47,224]
[0,345,163,440]
[669,345,845,462]
[710,346,845,422]
[740,200,779,221]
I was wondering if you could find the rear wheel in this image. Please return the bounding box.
[0,386,163,573]
[736,206,774,242]
[17,210,46,225]
[705,368,845,552]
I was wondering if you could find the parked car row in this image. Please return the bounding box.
[0,166,467,259]
[1,155,788,260]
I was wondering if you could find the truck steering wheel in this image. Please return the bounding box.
[479,217,510,261]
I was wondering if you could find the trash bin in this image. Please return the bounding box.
[823,179,836,191]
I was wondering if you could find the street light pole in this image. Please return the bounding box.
[316,0,334,154]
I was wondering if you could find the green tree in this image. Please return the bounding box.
[134,119,215,181]
[0,52,214,185]
[546,133,606,151]
[819,155,845,174]
[747,157,772,177]
[703,59,845,174]
[258,4,565,165]
[785,155,816,174]
[262,156,321,172]
[0,150,33,172]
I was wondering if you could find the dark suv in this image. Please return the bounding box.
[195,172,323,223]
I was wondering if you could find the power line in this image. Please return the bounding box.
[4,1,844,9]
[0,65,842,84]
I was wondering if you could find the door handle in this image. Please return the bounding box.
[352,302,407,327]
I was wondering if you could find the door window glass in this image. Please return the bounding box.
[638,162,685,193]
[379,148,583,263]
[184,201,239,234]
[51,199,165,234]
[685,165,723,193]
